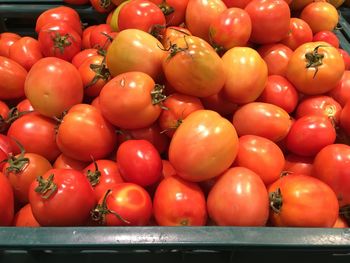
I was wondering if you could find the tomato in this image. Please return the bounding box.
[82,25,97,49]
[234,135,285,185]
[153,176,207,226]
[0,101,9,120]
[16,99,34,113]
[89,24,114,50]
[0,32,20,57]
[158,93,203,137]
[201,91,238,116]
[56,104,117,162]
[150,0,189,26]
[338,49,350,71]
[341,101,350,136]
[91,96,102,110]
[35,6,82,36]
[78,55,110,98]
[185,0,227,42]
[9,37,43,71]
[25,57,83,117]
[209,8,252,51]
[91,183,152,226]
[161,26,192,49]
[280,18,313,51]
[29,168,96,226]
[290,0,314,11]
[333,216,349,228]
[284,154,313,176]
[90,0,115,13]
[7,113,61,162]
[269,174,339,227]
[109,1,129,32]
[53,153,89,170]
[232,102,292,142]
[300,2,338,34]
[0,172,14,226]
[71,48,99,68]
[244,0,290,44]
[313,144,350,207]
[257,75,298,113]
[257,44,293,77]
[286,42,344,95]
[162,159,176,178]
[207,167,269,226]
[222,0,252,8]
[328,71,350,107]
[169,110,239,182]
[295,96,342,124]
[13,204,40,227]
[222,47,267,104]
[0,135,13,171]
[0,56,27,100]
[83,159,124,201]
[313,31,339,48]
[106,29,164,80]
[64,0,89,4]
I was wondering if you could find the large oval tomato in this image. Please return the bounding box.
[0,172,14,226]
[0,135,13,171]
[222,0,251,9]
[56,104,117,162]
[0,32,21,57]
[286,42,344,95]
[169,110,239,182]
[161,26,192,49]
[269,174,339,227]
[280,18,313,51]
[25,57,83,117]
[207,167,269,226]
[328,71,350,107]
[153,175,207,226]
[13,203,40,227]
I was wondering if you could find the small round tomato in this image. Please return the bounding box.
[82,25,97,49]
[313,31,339,48]
[0,172,14,226]
[280,18,313,51]
[338,49,350,71]
[201,91,238,116]
[0,32,21,57]
[222,0,251,8]
[71,48,99,68]
[89,24,114,50]
[269,174,339,227]
[284,154,313,176]
[153,175,207,226]
[207,167,269,226]
[16,99,34,113]
[13,204,40,227]
[328,71,350,107]
[90,0,115,13]
[161,159,176,178]
[340,101,350,136]
[53,153,89,170]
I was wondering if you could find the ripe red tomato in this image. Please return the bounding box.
[13,203,40,227]
[56,104,117,162]
[25,57,83,117]
[0,32,21,57]
[232,102,292,142]
[313,31,340,48]
[71,48,99,68]
[89,24,114,50]
[0,100,9,120]
[161,26,192,49]
[338,49,350,71]
[82,25,97,49]
[90,0,115,13]
[280,18,313,51]
[244,0,290,44]
[149,0,189,26]
[91,183,152,226]
[153,176,207,226]
[201,91,238,116]
[169,110,239,182]
[0,56,27,100]
[29,168,96,226]
[0,134,13,171]
[9,37,43,71]
[340,101,350,136]
[0,172,14,226]
[207,167,269,226]
[284,154,313,176]
[53,153,88,170]
[16,99,34,113]
[328,71,350,107]
[161,159,176,178]
[222,0,251,8]
[269,174,339,227]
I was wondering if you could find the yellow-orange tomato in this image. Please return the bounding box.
[161,26,192,49]
[169,110,239,182]
[222,47,268,104]
[286,42,344,95]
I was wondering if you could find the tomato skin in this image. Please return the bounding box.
[72,48,98,68]
[169,110,239,182]
[340,101,350,136]
[13,204,40,227]
[280,18,313,51]
[286,42,345,95]
[269,174,339,227]
[90,0,115,13]
[89,24,113,50]
[0,135,13,171]
[201,91,238,116]
[153,176,207,226]
[82,25,97,49]
[328,71,350,107]
[16,99,34,113]
[9,37,43,71]
[53,154,88,170]
[0,56,27,100]
[222,47,267,104]
[161,27,192,49]
[29,169,96,226]
[284,154,313,176]
[244,0,290,44]
[222,0,251,8]
[25,57,83,117]
[232,102,292,142]
[0,33,21,57]
[338,49,350,71]
[313,31,339,48]
[56,104,117,162]
[207,167,269,226]
[161,160,176,178]
[0,172,14,226]
[150,0,189,26]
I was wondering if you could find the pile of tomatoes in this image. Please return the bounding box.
[0,0,350,228]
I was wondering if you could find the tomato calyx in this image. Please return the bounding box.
[90,189,130,225]
[158,1,174,16]
[305,45,328,78]
[34,174,58,199]
[150,24,166,40]
[269,188,283,214]
[4,140,29,175]
[87,59,111,88]
[50,31,75,54]
[86,159,101,186]
[0,107,33,133]
[159,37,190,61]
[151,84,168,110]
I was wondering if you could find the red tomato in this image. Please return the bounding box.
[284,154,313,176]
[16,99,34,113]
[201,91,238,116]
[290,0,313,11]
[90,0,115,13]
[185,0,227,42]
[209,8,252,51]
[9,37,43,71]
[13,204,40,227]
[35,6,82,36]
[234,135,285,185]
[341,101,350,136]
[53,153,88,170]
[0,56,27,100]
[0,172,14,226]
[0,33,21,57]
[89,24,113,50]
[24,57,83,117]
[82,25,97,49]
[153,176,207,226]
[56,104,117,162]
[162,159,176,178]
[313,144,350,207]
[91,96,102,110]
[313,31,339,48]
[0,100,9,120]
[91,183,152,226]
[71,48,99,68]
[149,0,189,26]
[244,0,290,44]
[161,26,192,49]
[258,75,298,113]
[0,135,13,171]
[280,18,313,51]
[222,0,252,8]
[169,110,239,182]
[269,174,339,227]
[29,168,96,226]
[232,102,292,142]
[257,44,293,77]
[338,49,350,71]
[207,167,269,226]
[116,140,162,187]
[328,71,350,107]
[7,113,61,162]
